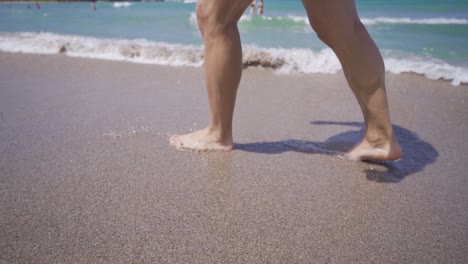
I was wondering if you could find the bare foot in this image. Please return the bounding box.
[169,128,233,151]
[345,137,402,161]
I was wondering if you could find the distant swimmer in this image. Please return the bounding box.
[92,1,96,11]
[257,0,264,15]
[170,0,403,162]
[249,0,264,16]
[250,0,256,15]
[35,1,41,9]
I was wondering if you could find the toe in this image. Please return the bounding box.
[169,135,180,144]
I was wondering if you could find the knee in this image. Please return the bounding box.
[196,3,231,39]
[195,2,210,35]
[310,17,365,48]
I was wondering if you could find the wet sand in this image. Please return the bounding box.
[0,52,467,263]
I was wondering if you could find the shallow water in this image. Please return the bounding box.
[0,0,467,85]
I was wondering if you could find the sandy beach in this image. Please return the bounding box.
[0,52,467,263]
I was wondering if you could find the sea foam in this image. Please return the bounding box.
[256,15,468,27]
[113,2,133,8]
[0,32,466,85]
[361,17,468,25]
[190,12,468,28]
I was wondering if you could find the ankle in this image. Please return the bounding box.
[206,125,232,143]
[364,130,395,148]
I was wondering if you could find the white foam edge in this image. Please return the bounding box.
[0,32,466,86]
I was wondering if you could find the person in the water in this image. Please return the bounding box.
[257,0,264,15]
[170,0,402,161]
[249,0,255,15]
[249,0,264,16]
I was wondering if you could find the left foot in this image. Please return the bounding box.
[345,136,402,161]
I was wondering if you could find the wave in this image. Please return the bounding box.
[240,15,468,25]
[282,16,468,26]
[0,32,466,85]
[113,2,133,8]
[189,13,306,28]
[0,32,204,67]
[361,17,468,25]
[281,16,468,26]
[190,13,468,28]
[163,0,197,3]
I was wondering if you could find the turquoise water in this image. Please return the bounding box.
[1,0,467,84]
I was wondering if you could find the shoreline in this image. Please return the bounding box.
[1,30,467,86]
[0,52,467,263]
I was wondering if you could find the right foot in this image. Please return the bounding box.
[169,128,233,151]
[345,136,402,161]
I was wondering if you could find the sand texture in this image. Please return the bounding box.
[0,52,467,263]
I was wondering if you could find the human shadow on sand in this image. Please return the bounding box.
[235,121,438,183]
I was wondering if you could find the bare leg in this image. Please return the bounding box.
[170,0,252,151]
[302,0,402,161]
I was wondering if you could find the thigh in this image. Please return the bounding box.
[197,0,252,24]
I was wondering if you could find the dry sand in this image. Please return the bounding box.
[0,52,467,263]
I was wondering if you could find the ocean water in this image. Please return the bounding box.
[0,0,467,85]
